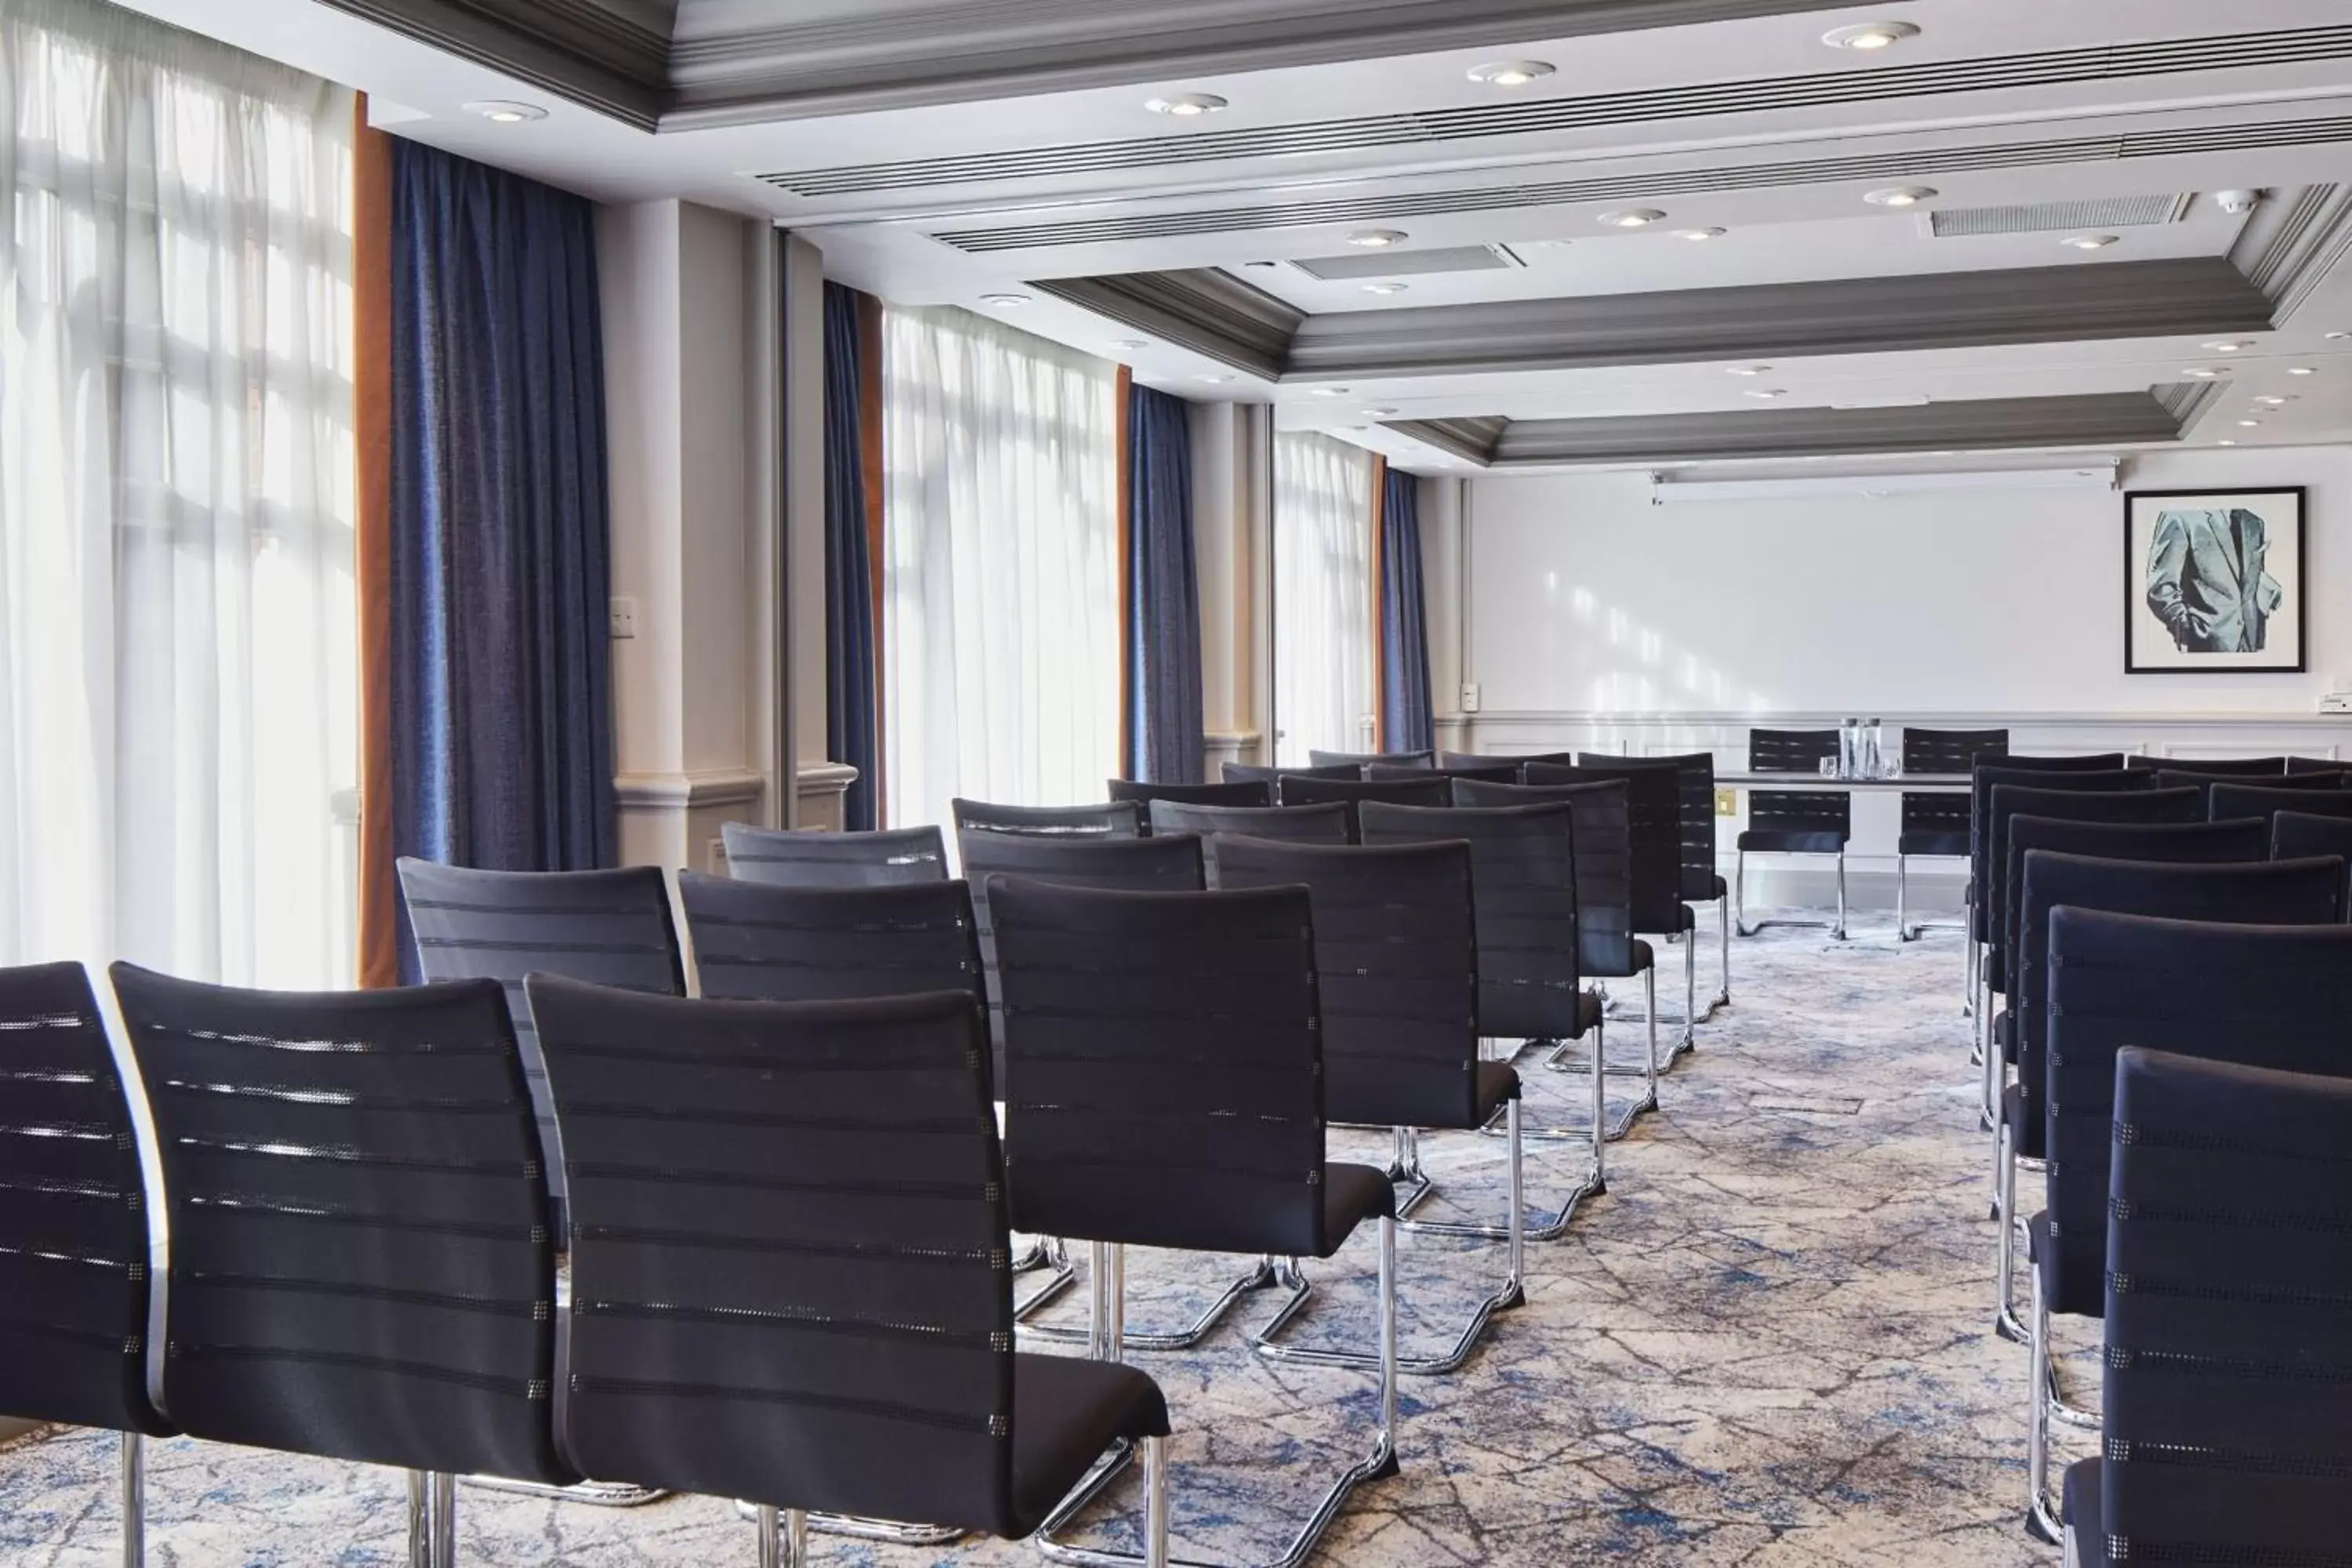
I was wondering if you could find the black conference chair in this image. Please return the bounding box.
[1458,777,1661,1141]
[2125,753,2285,775]
[2154,767,2349,812]
[1149,799,1353,846]
[1577,752,1733,1022]
[1985,818,2269,1339]
[681,873,982,1006]
[397,859,684,1263]
[1276,773,1452,840]
[111,964,574,1563]
[527,982,1174,1568]
[1893,728,2005,943]
[1541,760,1696,1058]
[986,880,1398,1568]
[1222,762,1357,786]
[1961,757,2125,1007]
[2276,809,2352,871]
[2289,754,2348,773]
[953,798,1142,840]
[1440,751,1579,777]
[1367,761,1519,786]
[1736,728,1849,939]
[1208,837,1527,1369]
[2209,781,2352,828]
[1358,800,1607,1201]
[1109,779,1275,820]
[2027,896,2352,1541]
[1311,748,1432,771]
[2060,1048,2352,1568]
[0,962,171,1566]
[720,822,949,887]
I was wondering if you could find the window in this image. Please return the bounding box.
[0,0,357,985]
[1272,433,1377,766]
[880,306,1120,830]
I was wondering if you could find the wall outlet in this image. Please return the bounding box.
[1715,786,1739,818]
[1460,683,1482,713]
[608,597,638,640]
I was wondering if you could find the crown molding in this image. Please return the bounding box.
[1030,269,1302,379]
[311,0,669,127]
[2233,182,2352,321]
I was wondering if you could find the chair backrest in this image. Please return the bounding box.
[1989,753,2129,773]
[1987,785,2205,972]
[1359,801,1583,1042]
[951,799,1142,839]
[2209,782,2352,827]
[0,962,166,1438]
[1310,749,1432,771]
[2288,755,2348,774]
[1900,726,2009,775]
[1575,753,1721,900]
[1899,789,1972,844]
[1222,762,1358,786]
[1457,777,1639,978]
[1531,761,1684,931]
[1967,768,2153,943]
[986,880,1336,1258]
[110,964,567,1484]
[397,859,684,1217]
[1747,728,1839,773]
[720,823,949,888]
[527,980,1027,1536]
[678,873,982,1005]
[1207,838,1485,1131]
[1106,779,1275,816]
[1439,750,1578,778]
[1277,773,1453,839]
[2102,1047,2352,1563]
[2276,810,2352,863]
[1368,761,1519,785]
[2042,884,2350,1317]
[2157,768,2350,808]
[2127,755,2286,776]
[1150,800,1354,847]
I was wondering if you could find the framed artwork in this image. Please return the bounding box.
[2124,486,2307,673]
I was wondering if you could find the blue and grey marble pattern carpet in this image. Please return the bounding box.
[2,918,2083,1565]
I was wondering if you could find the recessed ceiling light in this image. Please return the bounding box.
[1746,389,1788,400]
[2063,234,2120,250]
[2288,365,2318,376]
[1309,387,1352,398]
[1363,407,1399,417]
[1864,186,1937,208]
[1518,238,1572,250]
[1345,229,1407,248]
[979,292,1030,308]
[1675,227,1728,241]
[1729,364,1772,376]
[1362,281,1409,296]
[465,100,547,123]
[2204,340,2252,352]
[2255,395,2292,405]
[2238,419,2263,428]
[2183,368,2226,379]
[1823,20,1921,51]
[1196,374,1233,385]
[2219,439,2238,446]
[2328,331,2350,340]
[1243,260,1282,270]
[1466,60,1555,87]
[1599,208,1667,227]
[1145,93,1228,118]
[1109,339,1149,351]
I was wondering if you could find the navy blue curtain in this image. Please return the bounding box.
[1379,468,1435,753]
[1126,384,1204,783]
[389,140,615,980]
[823,282,879,831]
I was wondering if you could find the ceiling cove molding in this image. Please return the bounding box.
[1282,259,2276,379]
[660,0,1839,129]
[1387,391,2187,469]
[1029,270,1301,379]
[2152,378,2228,431]
[757,22,2352,194]
[2231,183,2352,319]
[310,0,669,128]
[1388,416,1506,467]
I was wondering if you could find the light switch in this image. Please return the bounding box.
[1460,684,1482,713]
[608,597,638,640]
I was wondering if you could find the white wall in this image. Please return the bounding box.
[1460,446,2352,720]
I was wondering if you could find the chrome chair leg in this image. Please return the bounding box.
[1896,855,1910,942]
[1021,1244,1277,1351]
[431,1472,456,1568]
[1834,851,1848,940]
[408,1472,431,1568]
[2026,1265,2062,1544]
[1532,1008,1657,1145]
[1963,933,1976,1018]
[1739,851,1849,938]
[1733,849,1751,937]
[122,1432,145,1568]
[1142,1436,1170,1568]
[1993,1127,2030,1346]
[755,1504,808,1568]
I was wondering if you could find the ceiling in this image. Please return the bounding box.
[114,0,2352,473]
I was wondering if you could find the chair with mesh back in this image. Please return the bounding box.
[1276,773,1452,839]
[527,981,1174,1568]
[985,880,1398,1567]
[111,963,574,1562]
[1223,762,1358,786]
[1984,818,2270,1343]
[1106,779,1274,822]
[1457,777,1659,1143]
[1735,728,1850,940]
[1150,800,1353,847]
[2025,895,2352,1541]
[1894,728,2007,944]
[2126,754,2285,775]
[1540,760,1697,1058]
[953,799,1142,840]
[1207,837,1528,1369]
[0,962,171,1566]
[720,823,949,887]
[2208,781,2352,829]
[1311,748,1432,771]
[681,874,982,1006]
[2060,1048,2352,1568]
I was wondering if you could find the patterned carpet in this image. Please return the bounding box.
[2,917,2086,1566]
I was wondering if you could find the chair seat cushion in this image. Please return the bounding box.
[1631,938,1654,972]
[1898,829,1970,858]
[2028,1207,2100,1320]
[2062,1459,2111,1568]
[1474,1062,1520,1125]
[1737,829,1849,854]
[1319,1162,1397,1256]
[2002,1082,2043,1161]
[1010,1352,1173,1534]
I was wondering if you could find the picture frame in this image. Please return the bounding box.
[2123,486,2307,674]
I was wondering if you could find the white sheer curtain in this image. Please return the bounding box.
[1273,433,1376,766]
[880,305,1120,832]
[0,0,357,986]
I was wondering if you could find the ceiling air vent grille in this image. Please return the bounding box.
[755,23,2352,198]
[1288,244,1518,281]
[927,114,2352,252]
[1929,193,2192,236]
